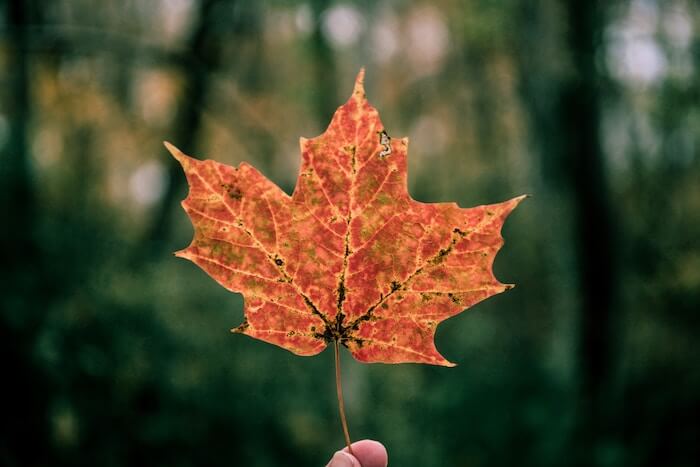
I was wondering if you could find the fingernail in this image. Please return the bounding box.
[327,451,356,467]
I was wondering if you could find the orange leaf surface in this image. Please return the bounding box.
[167,70,524,366]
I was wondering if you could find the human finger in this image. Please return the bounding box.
[342,440,388,467]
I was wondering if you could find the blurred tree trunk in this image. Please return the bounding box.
[310,0,338,124]
[230,3,275,171]
[561,3,619,462]
[516,0,619,464]
[0,1,50,465]
[142,0,226,255]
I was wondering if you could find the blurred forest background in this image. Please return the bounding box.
[1,0,699,466]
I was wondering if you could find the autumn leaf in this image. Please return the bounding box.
[166,69,524,367]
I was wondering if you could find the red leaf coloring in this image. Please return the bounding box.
[167,70,524,366]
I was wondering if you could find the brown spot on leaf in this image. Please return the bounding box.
[231,320,249,334]
[378,130,392,158]
[221,183,243,200]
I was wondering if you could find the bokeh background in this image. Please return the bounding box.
[1,0,699,466]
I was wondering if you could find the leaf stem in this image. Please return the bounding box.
[334,339,354,456]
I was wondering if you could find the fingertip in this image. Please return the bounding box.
[343,440,388,467]
[327,451,361,467]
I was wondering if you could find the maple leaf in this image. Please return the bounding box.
[166,70,524,367]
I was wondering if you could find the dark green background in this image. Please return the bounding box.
[2,1,698,466]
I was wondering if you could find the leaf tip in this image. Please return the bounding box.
[174,249,190,259]
[436,358,457,367]
[435,353,457,367]
[231,322,249,334]
[353,67,366,97]
[512,194,529,205]
[163,141,186,163]
[501,194,528,215]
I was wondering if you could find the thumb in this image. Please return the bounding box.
[326,450,361,467]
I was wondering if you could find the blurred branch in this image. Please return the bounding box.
[0,24,180,66]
